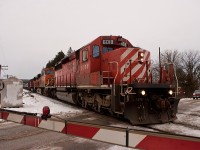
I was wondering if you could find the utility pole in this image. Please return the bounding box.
[0,65,8,79]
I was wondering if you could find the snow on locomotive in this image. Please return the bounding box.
[29,35,179,125]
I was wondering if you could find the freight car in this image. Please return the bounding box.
[29,35,179,125]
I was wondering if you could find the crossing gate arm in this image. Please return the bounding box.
[67,121,126,146]
[1,108,200,150]
[129,129,200,150]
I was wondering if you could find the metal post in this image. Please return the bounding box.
[146,61,148,83]
[70,74,71,87]
[129,60,132,84]
[108,64,110,87]
[65,120,68,134]
[66,73,67,87]
[126,127,129,147]
[1,110,3,119]
[24,115,26,125]
[159,47,162,83]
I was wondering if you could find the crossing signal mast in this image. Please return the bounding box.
[0,65,8,79]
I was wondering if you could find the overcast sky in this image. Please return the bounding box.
[0,0,200,79]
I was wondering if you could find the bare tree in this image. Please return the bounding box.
[153,49,200,97]
[161,49,181,64]
[152,49,181,83]
[180,50,200,96]
[151,60,160,83]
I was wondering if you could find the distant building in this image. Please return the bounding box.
[0,77,23,108]
[21,79,30,89]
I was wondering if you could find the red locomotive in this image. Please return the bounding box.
[29,35,179,125]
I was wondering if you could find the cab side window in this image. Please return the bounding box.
[82,49,88,62]
[93,45,100,58]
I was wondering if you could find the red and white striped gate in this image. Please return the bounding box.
[1,109,200,150]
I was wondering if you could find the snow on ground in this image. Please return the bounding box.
[106,145,133,150]
[148,98,200,137]
[178,98,200,115]
[175,113,200,128]
[5,90,83,116]
[112,98,200,138]
[149,122,200,137]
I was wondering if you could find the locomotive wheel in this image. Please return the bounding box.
[82,99,89,109]
[41,89,44,95]
[93,100,101,112]
[82,99,85,108]
[93,100,98,112]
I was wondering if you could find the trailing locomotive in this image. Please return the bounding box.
[29,35,180,125]
[29,67,54,95]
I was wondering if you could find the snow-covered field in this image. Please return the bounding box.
[6,90,83,114]
[0,90,84,122]
[148,98,200,137]
[1,90,200,138]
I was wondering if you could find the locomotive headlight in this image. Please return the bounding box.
[141,90,146,96]
[168,90,173,95]
[138,52,145,63]
[140,52,144,57]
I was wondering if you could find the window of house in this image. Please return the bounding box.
[82,49,88,62]
[93,45,100,58]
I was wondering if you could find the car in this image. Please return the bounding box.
[193,90,200,99]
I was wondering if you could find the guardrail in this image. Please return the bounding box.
[1,108,200,150]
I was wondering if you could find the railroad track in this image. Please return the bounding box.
[172,122,200,131]
[178,112,200,117]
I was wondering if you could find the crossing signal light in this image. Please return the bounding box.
[41,106,51,120]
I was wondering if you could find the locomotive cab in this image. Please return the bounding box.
[77,36,134,86]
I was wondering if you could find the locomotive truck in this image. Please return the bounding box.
[29,35,179,125]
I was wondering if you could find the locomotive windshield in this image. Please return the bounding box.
[102,47,113,53]
[45,70,54,75]
[101,37,129,54]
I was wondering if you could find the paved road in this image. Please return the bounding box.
[0,120,133,150]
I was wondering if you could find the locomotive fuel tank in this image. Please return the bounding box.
[56,87,79,105]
